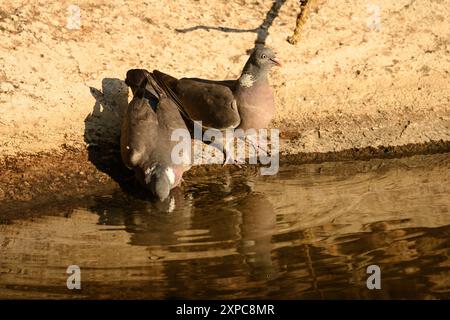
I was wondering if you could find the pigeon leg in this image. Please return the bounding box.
[223,136,242,167]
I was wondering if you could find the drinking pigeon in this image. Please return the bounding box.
[121,70,191,201]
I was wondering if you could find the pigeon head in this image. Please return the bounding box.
[144,164,176,201]
[250,47,282,69]
[240,47,281,86]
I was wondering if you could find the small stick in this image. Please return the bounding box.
[287,0,316,45]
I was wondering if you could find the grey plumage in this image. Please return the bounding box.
[150,47,280,132]
[125,47,281,164]
[121,70,191,201]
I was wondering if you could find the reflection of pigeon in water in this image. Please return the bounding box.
[121,70,191,201]
[237,193,277,278]
[126,47,281,163]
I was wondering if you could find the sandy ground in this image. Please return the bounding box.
[0,0,449,157]
[0,0,449,204]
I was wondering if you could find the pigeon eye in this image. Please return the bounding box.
[261,54,267,59]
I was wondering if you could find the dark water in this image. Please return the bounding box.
[0,154,449,299]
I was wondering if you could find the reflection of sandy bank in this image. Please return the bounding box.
[257,153,450,233]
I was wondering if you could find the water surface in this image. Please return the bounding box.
[1,154,449,299]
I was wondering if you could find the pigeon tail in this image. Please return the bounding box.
[125,68,159,99]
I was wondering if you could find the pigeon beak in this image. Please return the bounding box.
[270,57,282,67]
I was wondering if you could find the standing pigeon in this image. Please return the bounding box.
[121,70,191,201]
[126,47,281,163]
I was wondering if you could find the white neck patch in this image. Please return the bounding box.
[144,166,154,176]
[165,167,176,186]
[145,166,176,186]
[239,73,255,88]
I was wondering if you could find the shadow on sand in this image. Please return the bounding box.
[83,78,137,190]
[176,0,287,50]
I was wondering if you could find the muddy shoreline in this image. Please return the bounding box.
[1,140,449,214]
